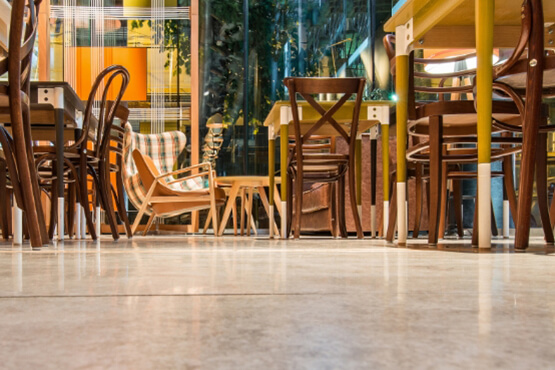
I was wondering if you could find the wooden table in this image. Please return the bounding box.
[384,0,555,248]
[264,100,392,239]
[216,176,282,237]
[0,81,85,241]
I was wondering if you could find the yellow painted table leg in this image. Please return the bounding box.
[475,0,494,249]
[280,125,289,239]
[396,54,409,244]
[381,124,390,235]
[268,137,275,238]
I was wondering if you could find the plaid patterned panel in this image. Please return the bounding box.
[122,123,205,215]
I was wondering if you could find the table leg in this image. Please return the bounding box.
[240,188,246,235]
[356,136,363,229]
[218,182,241,236]
[268,136,275,238]
[381,124,389,236]
[475,0,494,249]
[395,54,409,245]
[245,187,254,236]
[370,129,377,238]
[280,125,289,239]
[55,107,65,241]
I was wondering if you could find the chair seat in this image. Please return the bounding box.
[409,99,522,137]
[150,186,226,215]
[495,54,555,91]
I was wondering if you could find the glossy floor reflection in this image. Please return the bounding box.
[1,235,554,368]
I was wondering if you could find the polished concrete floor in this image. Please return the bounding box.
[0,235,554,369]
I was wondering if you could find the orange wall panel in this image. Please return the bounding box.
[75,47,147,101]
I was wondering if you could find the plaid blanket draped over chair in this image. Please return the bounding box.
[122,123,204,217]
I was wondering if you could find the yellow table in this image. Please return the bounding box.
[384,0,555,248]
[264,100,392,239]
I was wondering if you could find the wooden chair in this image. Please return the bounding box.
[489,0,555,248]
[130,150,226,236]
[100,102,132,237]
[287,136,338,236]
[284,77,365,239]
[34,65,130,240]
[384,35,522,245]
[0,0,48,247]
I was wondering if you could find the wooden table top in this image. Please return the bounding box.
[384,0,555,49]
[0,81,85,127]
[263,100,393,137]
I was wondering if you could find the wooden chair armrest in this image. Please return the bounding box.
[155,162,213,180]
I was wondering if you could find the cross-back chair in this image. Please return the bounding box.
[284,77,366,239]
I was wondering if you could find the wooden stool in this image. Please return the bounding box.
[215,176,281,236]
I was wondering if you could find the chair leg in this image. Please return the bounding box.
[428,115,443,245]
[438,162,448,239]
[329,183,338,237]
[67,183,76,239]
[386,177,397,242]
[472,191,479,246]
[48,183,57,240]
[348,161,363,239]
[142,214,156,236]
[490,201,498,237]
[412,164,423,239]
[203,210,212,234]
[0,160,8,240]
[287,173,294,237]
[114,178,132,238]
[294,167,304,239]
[6,189,12,239]
[337,175,348,238]
[452,179,464,238]
[535,132,554,243]
[257,186,279,237]
[21,107,48,246]
[98,163,120,241]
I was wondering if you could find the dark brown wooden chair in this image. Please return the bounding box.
[287,135,338,236]
[489,0,555,249]
[283,77,365,239]
[0,0,48,247]
[34,65,130,240]
[100,102,132,237]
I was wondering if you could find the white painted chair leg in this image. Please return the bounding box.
[503,200,510,239]
[95,206,101,238]
[57,197,65,241]
[478,163,491,249]
[12,201,22,245]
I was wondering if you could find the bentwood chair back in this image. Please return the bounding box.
[284,77,366,239]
